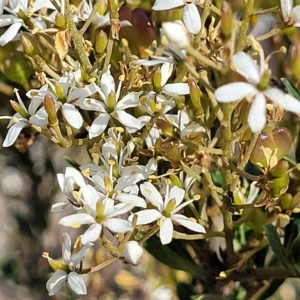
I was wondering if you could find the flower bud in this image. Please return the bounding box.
[156,119,179,139]
[10,100,30,118]
[286,44,300,83]
[188,78,203,114]
[270,173,289,198]
[44,94,58,125]
[169,174,182,188]
[269,160,289,178]
[153,68,162,93]
[95,30,108,54]
[123,241,143,266]
[161,22,190,50]
[20,33,40,57]
[220,1,233,41]
[55,11,66,29]
[281,193,293,211]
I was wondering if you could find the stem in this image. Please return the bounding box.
[65,0,92,73]
[236,0,254,51]
[100,29,114,75]
[138,223,160,244]
[173,230,225,240]
[90,257,117,272]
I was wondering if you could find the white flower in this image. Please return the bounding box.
[1,89,42,147]
[123,241,143,266]
[152,0,201,34]
[0,0,53,46]
[44,232,93,296]
[51,167,87,213]
[130,182,205,244]
[161,21,190,50]
[214,51,300,132]
[59,185,134,244]
[281,0,300,26]
[75,70,142,138]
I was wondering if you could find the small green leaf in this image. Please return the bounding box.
[264,223,296,274]
[280,77,300,100]
[144,235,205,280]
[63,156,81,170]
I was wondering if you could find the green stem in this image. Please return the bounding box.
[236,0,254,51]
[138,224,160,244]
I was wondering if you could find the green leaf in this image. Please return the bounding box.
[264,223,296,274]
[63,156,81,170]
[144,235,205,280]
[280,77,300,100]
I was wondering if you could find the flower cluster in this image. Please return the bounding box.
[2,0,300,298]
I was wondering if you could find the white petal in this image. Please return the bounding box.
[62,103,83,129]
[116,91,142,110]
[281,0,293,21]
[162,83,190,95]
[82,185,101,213]
[265,87,300,114]
[62,232,72,264]
[160,63,173,86]
[248,93,266,132]
[59,213,96,227]
[68,82,99,101]
[172,214,206,232]
[106,218,132,233]
[80,223,102,244]
[160,218,173,244]
[101,72,115,100]
[214,82,257,102]
[114,110,143,133]
[51,202,73,213]
[3,121,27,147]
[183,4,201,34]
[72,241,94,266]
[46,270,67,296]
[0,21,22,46]
[168,186,185,208]
[232,52,260,84]
[291,6,300,26]
[140,182,164,210]
[116,193,147,208]
[68,272,87,295]
[152,0,184,10]
[123,241,143,265]
[162,21,190,50]
[89,113,110,138]
[129,210,162,225]
[106,201,134,218]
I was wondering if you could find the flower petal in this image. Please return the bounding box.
[214,82,257,103]
[62,233,72,264]
[140,182,164,210]
[162,21,190,50]
[162,83,190,95]
[89,113,110,138]
[160,63,173,87]
[46,270,68,296]
[129,210,162,225]
[80,223,102,245]
[59,213,96,227]
[3,121,27,147]
[116,193,147,208]
[281,0,293,22]
[152,0,184,10]
[160,218,173,244]
[264,87,300,113]
[0,21,22,46]
[113,110,143,133]
[106,218,132,233]
[232,52,260,84]
[183,3,201,34]
[68,272,87,295]
[62,103,83,129]
[248,93,266,132]
[172,214,206,233]
[291,6,300,26]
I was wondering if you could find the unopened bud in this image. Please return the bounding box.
[270,173,289,198]
[153,68,162,93]
[162,22,190,50]
[281,193,293,211]
[169,174,182,188]
[10,100,30,118]
[20,33,40,57]
[286,44,300,82]
[55,11,66,29]
[220,1,233,41]
[156,119,179,139]
[188,78,203,114]
[123,241,143,266]
[95,31,108,54]
[44,94,58,125]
